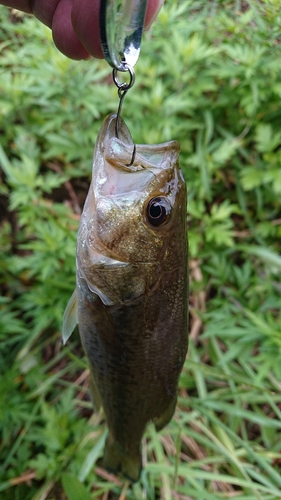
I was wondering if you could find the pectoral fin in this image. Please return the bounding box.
[62,289,78,344]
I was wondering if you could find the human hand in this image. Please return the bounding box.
[0,0,163,60]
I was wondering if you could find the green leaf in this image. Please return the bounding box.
[61,473,92,500]
[238,245,281,270]
[78,430,107,482]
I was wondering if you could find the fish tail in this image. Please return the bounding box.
[103,435,142,483]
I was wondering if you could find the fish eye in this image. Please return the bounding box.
[146,197,171,227]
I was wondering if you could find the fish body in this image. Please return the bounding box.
[63,114,188,482]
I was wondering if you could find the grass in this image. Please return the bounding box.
[0,1,281,499]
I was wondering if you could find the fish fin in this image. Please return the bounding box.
[89,375,102,412]
[103,436,142,483]
[153,397,177,432]
[62,289,78,345]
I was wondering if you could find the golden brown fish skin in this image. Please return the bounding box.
[76,114,188,482]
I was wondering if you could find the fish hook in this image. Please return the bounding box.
[127,144,136,167]
[113,63,135,139]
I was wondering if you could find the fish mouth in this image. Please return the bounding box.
[93,114,180,197]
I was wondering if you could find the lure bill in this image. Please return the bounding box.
[63,114,188,482]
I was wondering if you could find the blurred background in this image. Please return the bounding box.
[0,1,281,499]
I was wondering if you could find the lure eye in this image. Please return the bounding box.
[146,197,171,227]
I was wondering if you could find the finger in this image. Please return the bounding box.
[71,0,103,59]
[31,0,60,27]
[52,0,90,59]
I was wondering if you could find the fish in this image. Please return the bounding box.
[62,113,188,482]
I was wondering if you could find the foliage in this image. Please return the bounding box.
[0,1,281,499]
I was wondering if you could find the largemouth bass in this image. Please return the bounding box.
[63,114,188,482]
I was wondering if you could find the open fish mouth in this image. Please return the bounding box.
[93,114,180,198]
